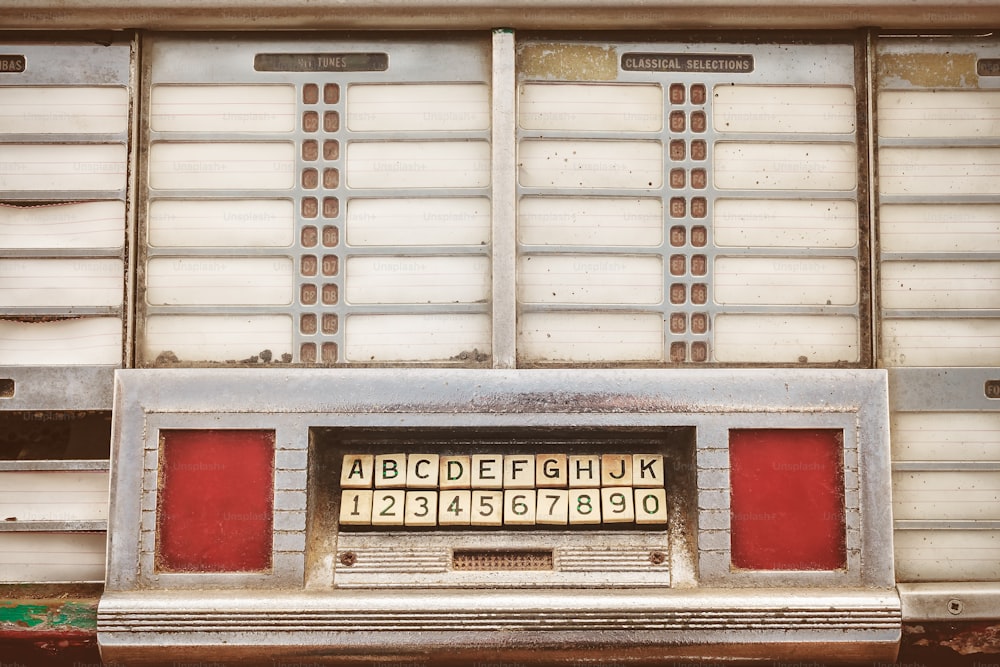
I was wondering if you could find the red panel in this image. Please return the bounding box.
[729,429,846,571]
[156,429,274,573]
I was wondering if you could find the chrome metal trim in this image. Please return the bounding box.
[0,2,996,31]
[899,582,1000,621]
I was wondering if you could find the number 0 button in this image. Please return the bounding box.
[635,488,669,524]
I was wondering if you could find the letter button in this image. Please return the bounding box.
[569,455,600,488]
[535,454,567,488]
[632,454,664,488]
[504,455,535,489]
[340,454,373,488]
[406,454,440,488]
[439,455,471,489]
[601,454,632,487]
[472,454,503,489]
[374,453,407,488]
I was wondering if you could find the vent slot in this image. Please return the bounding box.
[452,549,553,571]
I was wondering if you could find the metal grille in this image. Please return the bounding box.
[452,549,554,570]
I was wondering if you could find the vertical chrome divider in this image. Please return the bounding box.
[491,28,517,369]
[865,29,881,369]
[123,32,141,369]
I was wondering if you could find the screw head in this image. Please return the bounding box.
[339,551,357,567]
[948,599,964,615]
[649,551,667,565]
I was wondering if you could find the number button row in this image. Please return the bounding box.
[339,487,668,527]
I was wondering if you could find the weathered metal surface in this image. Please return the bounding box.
[0,1,998,31]
[98,367,897,664]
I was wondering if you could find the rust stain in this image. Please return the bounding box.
[517,43,618,81]
[878,52,979,88]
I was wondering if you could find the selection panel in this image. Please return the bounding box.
[515,38,867,366]
[139,36,493,367]
[0,39,134,409]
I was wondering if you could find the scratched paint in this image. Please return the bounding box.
[0,600,97,631]
[878,52,979,88]
[517,43,618,81]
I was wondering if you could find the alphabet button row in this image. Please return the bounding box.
[339,487,669,527]
[340,453,665,490]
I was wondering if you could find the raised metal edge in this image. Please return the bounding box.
[899,582,1000,621]
[0,2,997,30]
[0,521,107,532]
[111,366,888,415]
[0,367,116,410]
[491,28,517,369]
[0,459,110,471]
[97,587,901,665]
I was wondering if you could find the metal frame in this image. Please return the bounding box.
[514,34,870,367]
[102,367,898,664]
[138,32,496,368]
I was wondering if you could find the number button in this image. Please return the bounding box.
[569,489,602,524]
[404,491,438,527]
[536,490,569,525]
[504,490,536,525]
[471,490,503,526]
[339,490,373,526]
[634,488,669,525]
[601,487,635,524]
[371,490,406,526]
[439,490,472,526]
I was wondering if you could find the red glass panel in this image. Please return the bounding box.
[157,429,274,572]
[729,428,846,570]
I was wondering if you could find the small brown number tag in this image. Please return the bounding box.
[986,380,1000,399]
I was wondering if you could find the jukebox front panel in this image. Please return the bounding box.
[100,368,898,664]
